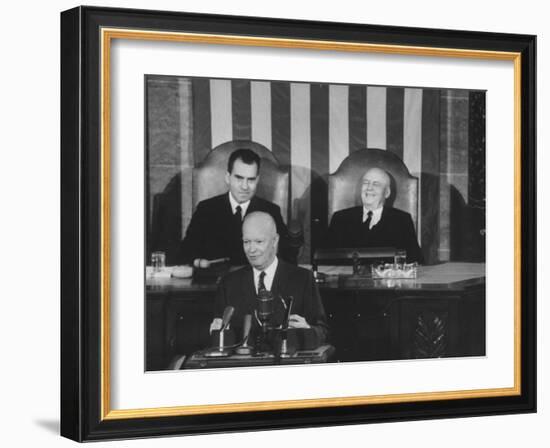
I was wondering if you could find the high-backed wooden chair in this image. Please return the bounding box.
[328,148,419,229]
[193,140,289,223]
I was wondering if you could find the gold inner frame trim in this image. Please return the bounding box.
[100,27,522,420]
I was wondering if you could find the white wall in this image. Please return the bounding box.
[0,1,546,446]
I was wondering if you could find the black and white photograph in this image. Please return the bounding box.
[145,75,487,371]
[55,3,538,443]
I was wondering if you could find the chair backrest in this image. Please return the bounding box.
[328,148,419,229]
[193,140,289,223]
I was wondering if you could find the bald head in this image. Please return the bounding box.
[242,212,279,270]
[360,167,391,210]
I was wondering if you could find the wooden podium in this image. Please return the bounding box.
[184,345,335,369]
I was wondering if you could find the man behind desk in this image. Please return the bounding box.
[211,212,328,348]
[326,167,424,263]
[177,149,289,266]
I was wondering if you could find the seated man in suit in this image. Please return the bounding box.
[326,167,424,263]
[177,149,290,266]
[211,212,328,349]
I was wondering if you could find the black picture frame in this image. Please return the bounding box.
[60,5,536,442]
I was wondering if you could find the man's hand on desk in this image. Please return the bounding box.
[288,314,311,329]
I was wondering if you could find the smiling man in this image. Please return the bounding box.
[211,212,328,347]
[177,149,289,266]
[326,167,424,263]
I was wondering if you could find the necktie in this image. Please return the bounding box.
[234,205,242,221]
[258,271,267,293]
[363,210,373,230]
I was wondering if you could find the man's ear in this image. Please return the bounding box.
[225,171,230,186]
[384,186,391,199]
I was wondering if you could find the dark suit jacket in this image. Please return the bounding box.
[177,193,290,265]
[214,260,328,348]
[326,206,424,263]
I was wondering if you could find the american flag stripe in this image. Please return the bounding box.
[310,84,330,250]
[271,81,291,167]
[403,88,424,238]
[250,81,272,150]
[387,87,405,159]
[329,84,350,175]
[231,79,251,141]
[348,84,367,153]
[367,86,387,149]
[420,89,441,260]
[289,83,311,205]
[191,78,211,164]
[210,79,232,147]
[290,83,312,257]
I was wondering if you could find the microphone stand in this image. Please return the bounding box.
[279,296,294,358]
[205,306,234,357]
[234,314,254,356]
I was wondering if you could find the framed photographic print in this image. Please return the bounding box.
[60,5,536,441]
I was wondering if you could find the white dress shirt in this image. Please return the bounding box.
[252,257,278,294]
[362,206,384,230]
[228,192,250,218]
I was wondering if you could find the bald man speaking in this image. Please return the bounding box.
[326,167,424,263]
[211,211,328,349]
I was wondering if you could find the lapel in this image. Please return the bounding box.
[355,206,364,225]
[375,206,390,230]
[241,266,258,313]
[270,260,289,323]
[270,259,285,298]
[222,193,234,219]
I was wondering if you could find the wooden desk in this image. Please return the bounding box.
[146,263,485,370]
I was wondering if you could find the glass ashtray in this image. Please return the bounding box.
[371,262,418,279]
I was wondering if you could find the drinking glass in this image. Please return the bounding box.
[151,251,166,272]
[394,250,406,269]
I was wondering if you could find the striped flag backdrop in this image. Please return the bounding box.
[147,76,485,265]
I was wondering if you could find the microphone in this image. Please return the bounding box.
[235,314,254,355]
[220,305,235,331]
[205,306,235,357]
[256,290,274,329]
[242,313,252,340]
[253,290,274,354]
[282,296,294,330]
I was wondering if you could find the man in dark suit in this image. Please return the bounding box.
[326,167,424,263]
[177,149,289,266]
[211,212,328,348]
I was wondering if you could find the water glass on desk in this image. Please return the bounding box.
[151,251,166,272]
[394,250,406,269]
